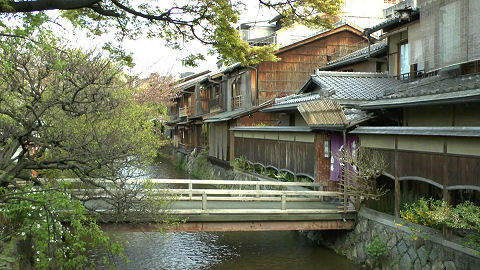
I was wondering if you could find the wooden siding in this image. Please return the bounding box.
[367,148,480,188]
[234,136,316,178]
[257,30,367,103]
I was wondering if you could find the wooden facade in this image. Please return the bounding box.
[360,136,480,190]
[257,25,367,103]
[234,131,316,179]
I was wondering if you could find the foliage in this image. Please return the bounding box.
[275,171,294,182]
[190,150,215,180]
[266,168,277,179]
[0,184,126,269]
[0,31,172,267]
[233,156,253,172]
[366,236,388,263]
[0,32,160,188]
[400,198,443,229]
[401,199,480,252]
[336,147,388,201]
[0,0,343,66]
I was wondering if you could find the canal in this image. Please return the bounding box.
[95,156,361,270]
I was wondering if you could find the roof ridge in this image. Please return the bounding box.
[316,71,390,78]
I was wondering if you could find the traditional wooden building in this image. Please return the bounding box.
[319,39,388,72]
[204,23,371,166]
[353,0,480,215]
[165,71,211,153]
[233,72,401,189]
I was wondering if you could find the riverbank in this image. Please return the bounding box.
[301,207,480,270]
[172,149,480,270]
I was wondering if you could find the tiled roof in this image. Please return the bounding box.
[364,10,420,35]
[363,73,480,109]
[300,72,403,101]
[263,71,402,112]
[204,100,273,123]
[320,40,387,71]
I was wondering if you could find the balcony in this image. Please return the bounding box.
[179,107,187,117]
[179,106,194,117]
[209,96,222,112]
[232,95,242,109]
[397,70,425,81]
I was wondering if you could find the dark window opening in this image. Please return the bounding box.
[461,60,480,75]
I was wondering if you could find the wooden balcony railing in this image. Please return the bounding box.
[232,95,242,109]
[179,107,187,117]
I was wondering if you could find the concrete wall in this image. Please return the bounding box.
[302,207,480,270]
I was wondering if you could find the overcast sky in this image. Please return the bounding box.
[65,0,276,79]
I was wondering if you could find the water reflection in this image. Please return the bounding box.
[94,231,360,270]
[93,157,360,270]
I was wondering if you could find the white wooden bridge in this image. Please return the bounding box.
[70,179,357,232]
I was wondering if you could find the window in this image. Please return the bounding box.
[439,1,461,66]
[398,42,410,79]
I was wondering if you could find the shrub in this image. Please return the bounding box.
[400,198,444,229]
[366,237,388,265]
[401,198,480,252]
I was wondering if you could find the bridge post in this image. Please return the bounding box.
[202,192,207,211]
[281,193,286,210]
[188,182,193,200]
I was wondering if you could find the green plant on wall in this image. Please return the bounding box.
[366,236,389,267]
[401,198,480,253]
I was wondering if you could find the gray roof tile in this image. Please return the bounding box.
[320,40,387,70]
[300,71,403,101]
[362,73,480,109]
[385,73,480,98]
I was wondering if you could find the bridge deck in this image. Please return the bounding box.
[74,178,357,232]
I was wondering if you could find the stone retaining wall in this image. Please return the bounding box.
[302,207,480,270]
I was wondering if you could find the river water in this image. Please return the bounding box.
[95,157,361,270]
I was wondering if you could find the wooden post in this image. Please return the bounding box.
[343,129,348,212]
[394,136,400,218]
[202,192,207,211]
[442,141,450,237]
[188,182,193,200]
[255,183,260,198]
[281,193,287,210]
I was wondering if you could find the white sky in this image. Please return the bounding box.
[64,0,276,79]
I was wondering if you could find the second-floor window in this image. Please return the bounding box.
[399,42,410,78]
[232,78,242,109]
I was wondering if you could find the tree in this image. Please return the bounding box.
[0,32,170,268]
[0,0,343,66]
[337,147,388,208]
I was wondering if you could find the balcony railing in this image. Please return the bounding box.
[397,70,425,81]
[232,95,242,109]
[179,107,187,117]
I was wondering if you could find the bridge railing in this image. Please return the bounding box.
[65,178,353,214]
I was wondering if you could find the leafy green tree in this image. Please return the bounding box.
[0,31,169,268]
[0,0,343,66]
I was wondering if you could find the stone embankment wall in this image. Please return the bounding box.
[302,208,480,270]
[179,150,233,180]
